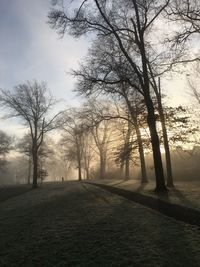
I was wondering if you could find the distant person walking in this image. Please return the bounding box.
[62,177,64,182]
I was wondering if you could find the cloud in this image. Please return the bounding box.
[0,0,89,93]
[0,0,89,136]
[0,0,193,137]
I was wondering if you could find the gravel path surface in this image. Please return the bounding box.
[0,181,199,267]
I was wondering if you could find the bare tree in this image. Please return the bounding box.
[17,133,54,184]
[59,109,86,181]
[82,131,94,180]
[0,80,59,188]
[16,134,32,184]
[48,0,171,192]
[153,0,200,185]
[0,131,12,155]
[187,63,200,104]
[92,120,112,179]
[123,91,148,183]
[0,130,12,168]
[165,0,200,70]
[168,0,200,44]
[80,100,115,179]
[72,38,149,183]
[151,78,174,187]
[115,116,135,181]
[123,117,132,181]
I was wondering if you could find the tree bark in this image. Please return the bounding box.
[77,153,82,181]
[120,162,124,179]
[125,155,130,180]
[157,78,174,187]
[27,155,31,185]
[84,157,90,180]
[133,116,148,183]
[124,96,148,183]
[78,164,82,181]
[139,26,167,192]
[158,100,174,187]
[146,97,167,192]
[124,119,131,181]
[85,166,90,180]
[83,150,90,180]
[99,155,106,179]
[32,150,38,188]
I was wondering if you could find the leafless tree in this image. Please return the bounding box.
[0,130,12,168]
[82,131,94,180]
[114,115,134,181]
[187,63,200,105]
[168,0,200,44]
[72,38,149,183]
[81,98,148,181]
[92,120,112,179]
[48,0,172,192]
[82,102,113,179]
[150,78,174,187]
[0,80,60,188]
[17,133,54,184]
[16,134,32,184]
[123,91,149,183]
[165,0,200,69]
[59,108,87,181]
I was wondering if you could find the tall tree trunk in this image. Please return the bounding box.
[139,29,167,192]
[84,154,90,180]
[158,100,174,187]
[27,155,31,185]
[78,162,82,181]
[124,96,148,183]
[77,155,82,181]
[84,157,90,180]
[120,162,124,179]
[76,139,82,181]
[124,119,131,181]
[32,150,38,188]
[85,167,89,180]
[32,125,39,189]
[100,154,106,179]
[157,78,174,187]
[133,116,148,183]
[125,155,130,180]
[146,97,167,192]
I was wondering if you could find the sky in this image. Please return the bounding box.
[0,0,192,138]
[0,0,89,136]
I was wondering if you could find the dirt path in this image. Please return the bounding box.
[0,182,199,267]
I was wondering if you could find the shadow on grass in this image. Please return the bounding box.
[80,184,200,266]
[1,181,199,267]
[105,197,200,267]
[87,182,200,227]
[0,185,32,203]
[135,182,148,193]
[172,187,194,208]
[109,180,126,186]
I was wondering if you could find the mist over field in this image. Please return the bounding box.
[0,1,200,266]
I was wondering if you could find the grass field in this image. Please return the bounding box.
[90,179,200,210]
[0,181,200,267]
[0,184,31,203]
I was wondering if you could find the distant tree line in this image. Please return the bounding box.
[47,0,200,192]
[0,0,200,192]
